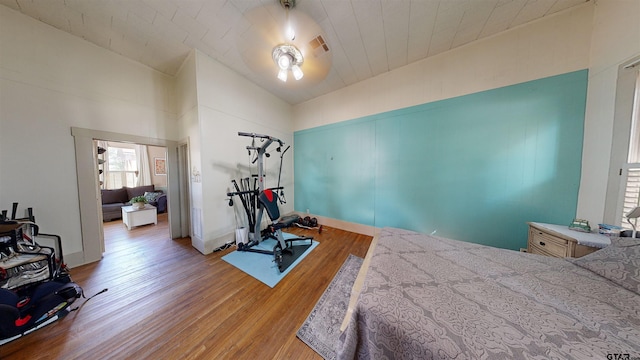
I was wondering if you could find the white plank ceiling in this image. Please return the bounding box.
[0,0,589,105]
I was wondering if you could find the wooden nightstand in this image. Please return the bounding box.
[527,222,609,258]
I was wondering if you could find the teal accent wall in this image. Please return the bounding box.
[294,70,588,250]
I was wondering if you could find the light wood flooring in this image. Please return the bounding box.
[0,213,372,359]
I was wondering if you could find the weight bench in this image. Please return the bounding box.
[257,189,313,272]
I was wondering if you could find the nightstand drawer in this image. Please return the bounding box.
[529,229,568,257]
[527,242,555,257]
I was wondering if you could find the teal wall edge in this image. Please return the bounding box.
[294,69,588,250]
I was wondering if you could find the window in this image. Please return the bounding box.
[619,67,640,229]
[106,145,138,188]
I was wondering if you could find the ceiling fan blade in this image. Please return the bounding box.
[236,3,331,87]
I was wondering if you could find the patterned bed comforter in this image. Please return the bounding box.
[337,227,640,359]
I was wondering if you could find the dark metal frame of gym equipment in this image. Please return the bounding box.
[226,132,312,272]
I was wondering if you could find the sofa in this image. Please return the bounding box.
[100,185,167,222]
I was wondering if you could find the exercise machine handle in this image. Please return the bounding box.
[227,187,283,197]
[238,131,270,139]
[238,132,284,147]
[227,189,257,197]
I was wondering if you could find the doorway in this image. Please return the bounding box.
[72,127,185,265]
[96,140,172,253]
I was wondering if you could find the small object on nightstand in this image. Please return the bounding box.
[598,223,622,237]
[568,218,591,233]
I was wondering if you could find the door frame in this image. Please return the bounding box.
[72,127,182,265]
[177,140,192,238]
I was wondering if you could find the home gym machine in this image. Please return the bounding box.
[226,132,312,272]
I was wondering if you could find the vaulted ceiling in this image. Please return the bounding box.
[0,0,589,105]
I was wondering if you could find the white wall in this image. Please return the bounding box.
[189,51,294,253]
[175,51,205,248]
[294,4,594,132]
[148,145,168,189]
[0,6,177,263]
[578,0,640,225]
[175,50,201,245]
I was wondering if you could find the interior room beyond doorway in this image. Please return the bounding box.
[96,140,170,253]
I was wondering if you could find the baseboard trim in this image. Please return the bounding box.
[64,251,87,269]
[290,213,378,237]
[191,235,207,254]
[192,233,234,255]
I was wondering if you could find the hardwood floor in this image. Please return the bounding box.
[0,214,372,359]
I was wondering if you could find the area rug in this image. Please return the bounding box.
[296,254,364,360]
[221,234,319,288]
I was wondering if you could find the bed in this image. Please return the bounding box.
[337,227,640,359]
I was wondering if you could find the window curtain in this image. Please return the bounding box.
[96,140,110,189]
[136,144,152,186]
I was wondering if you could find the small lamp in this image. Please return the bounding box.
[626,206,640,238]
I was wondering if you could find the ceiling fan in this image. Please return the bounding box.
[237,0,331,87]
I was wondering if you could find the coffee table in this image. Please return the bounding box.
[121,204,157,230]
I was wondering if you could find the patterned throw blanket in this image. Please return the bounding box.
[337,227,640,359]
